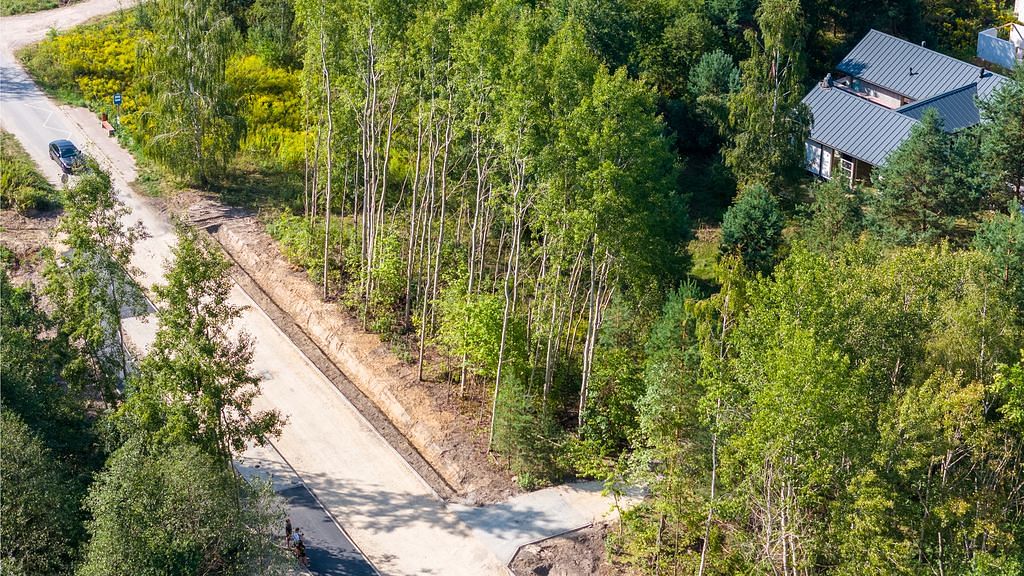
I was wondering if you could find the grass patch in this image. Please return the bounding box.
[0,130,59,213]
[687,226,720,288]
[0,0,74,17]
[129,158,178,199]
[212,160,305,212]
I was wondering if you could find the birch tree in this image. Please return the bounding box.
[725,0,810,190]
[114,224,281,462]
[143,0,241,186]
[43,167,147,402]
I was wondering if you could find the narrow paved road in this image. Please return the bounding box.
[2,3,505,575]
[235,442,378,576]
[2,4,625,574]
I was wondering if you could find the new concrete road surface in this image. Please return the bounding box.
[2,3,626,574]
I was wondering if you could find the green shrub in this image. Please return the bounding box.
[17,14,148,141]
[265,211,345,288]
[0,132,57,213]
[0,0,62,18]
[720,182,783,274]
[493,374,568,489]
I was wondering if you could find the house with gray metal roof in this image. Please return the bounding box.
[803,29,1006,184]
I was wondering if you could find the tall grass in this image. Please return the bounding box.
[0,0,68,17]
[0,131,58,213]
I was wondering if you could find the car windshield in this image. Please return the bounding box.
[60,148,79,158]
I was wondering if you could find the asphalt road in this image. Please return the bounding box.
[282,485,377,576]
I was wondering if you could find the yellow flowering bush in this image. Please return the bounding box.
[226,54,305,169]
[21,16,145,100]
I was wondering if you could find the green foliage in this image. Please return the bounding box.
[978,65,1024,202]
[365,228,408,334]
[871,109,986,245]
[0,412,84,576]
[1,268,103,477]
[725,0,811,190]
[437,280,524,379]
[266,210,345,285]
[114,224,281,460]
[921,0,1014,60]
[492,373,567,489]
[799,177,865,253]
[1,268,104,576]
[245,0,301,67]
[688,48,739,138]
[973,201,1024,312]
[0,130,57,212]
[226,54,305,169]
[620,243,1024,574]
[555,64,687,292]
[142,0,242,185]
[43,166,147,402]
[993,350,1024,430]
[79,440,286,576]
[720,183,784,274]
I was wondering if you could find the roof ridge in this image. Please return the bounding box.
[864,28,972,64]
[897,82,978,112]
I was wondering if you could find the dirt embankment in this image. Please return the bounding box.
[510,521,621,576]
[1,208,58,282]
[184,198,516,504]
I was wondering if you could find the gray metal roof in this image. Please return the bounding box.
[837,29,1006,101]
[802,83,919,166]
[897,83,981,132]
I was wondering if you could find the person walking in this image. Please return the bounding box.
[285,517,293,541]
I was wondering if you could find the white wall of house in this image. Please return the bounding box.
[837,77,905,108]
[1016,0,1023,22]
[805,140,833,179]
[978,24,1024,69]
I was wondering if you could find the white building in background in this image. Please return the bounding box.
[978,1,1024,69]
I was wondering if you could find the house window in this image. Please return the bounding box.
[840,158,854,185]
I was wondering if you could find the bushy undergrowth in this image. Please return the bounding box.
[265,211,344,287]
[0,0,67,17]
[20,14,304,170]
[19,14,146,127]
[0,131,57,212]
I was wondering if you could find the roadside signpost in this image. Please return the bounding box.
[113,92,122,131]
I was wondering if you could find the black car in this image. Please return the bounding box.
[48,139,84,173]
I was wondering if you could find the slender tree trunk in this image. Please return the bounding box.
[319,24,334,299]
